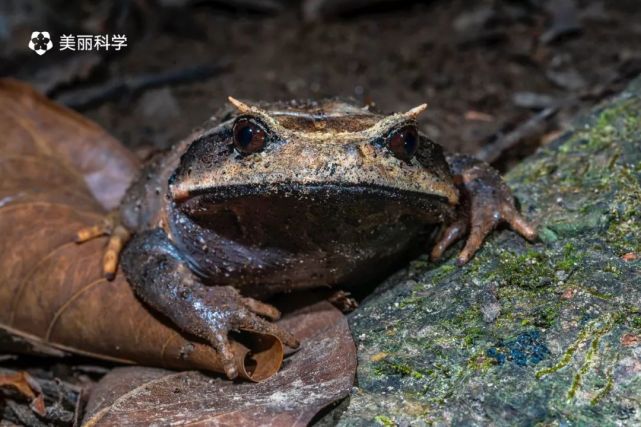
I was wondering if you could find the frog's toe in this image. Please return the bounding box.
[75,211,118,242]
[457,223,494,265]
[76,223,109,242]
[431,217,468,261]
[103,225,130,280]
[208,331,238,379]
[76,212,131,280]
[234,310,300,349]
[241,297,281,320]
[502,207,538,242]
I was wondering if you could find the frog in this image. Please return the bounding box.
[76,97,536,379]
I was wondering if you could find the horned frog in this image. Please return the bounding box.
[77,98,536,378]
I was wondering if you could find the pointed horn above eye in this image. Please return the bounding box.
[228,96,253,113]
[404,103,428,119]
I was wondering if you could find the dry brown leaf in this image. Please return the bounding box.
[0,79,139,210]
[0,371,46,417]
[83,302,356,426]
[0,79,283,380]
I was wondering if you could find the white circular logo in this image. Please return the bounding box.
[28,31,54,55]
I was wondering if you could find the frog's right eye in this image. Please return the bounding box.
[386,125,419,162]
[232,117,268,154]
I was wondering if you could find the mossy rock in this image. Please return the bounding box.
[336,77,641,426]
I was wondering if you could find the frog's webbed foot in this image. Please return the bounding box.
[75,212,130,280]
[431,154,537,265]
[170,283,299,379]
[197,286,300,379]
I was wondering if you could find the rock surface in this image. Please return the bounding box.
[336,77,641,425]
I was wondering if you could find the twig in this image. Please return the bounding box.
[302,0,409,21]
[0,354,18,362]
[475,107,558,164]
[28,54,104,96]
[56,62,231,111]
[195,0,284,13]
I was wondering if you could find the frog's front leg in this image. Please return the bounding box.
[431,154,537,265]
[120,228,300,379]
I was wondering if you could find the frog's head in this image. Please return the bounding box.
[169,98,459,238]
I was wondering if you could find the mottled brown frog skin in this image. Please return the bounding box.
[91,98,536,379]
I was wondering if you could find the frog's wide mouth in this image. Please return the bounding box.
[175,181,456,224]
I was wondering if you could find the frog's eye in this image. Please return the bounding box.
[232,117,268,154]
[387,125,419,161]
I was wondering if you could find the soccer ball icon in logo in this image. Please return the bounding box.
[28,32,53,55]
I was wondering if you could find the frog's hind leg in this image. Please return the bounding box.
[76,212,131,280]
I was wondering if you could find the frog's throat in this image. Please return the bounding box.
[173,181,457,225]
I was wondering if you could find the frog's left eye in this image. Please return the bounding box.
[387,125,419,161]
[233,117,268,154]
